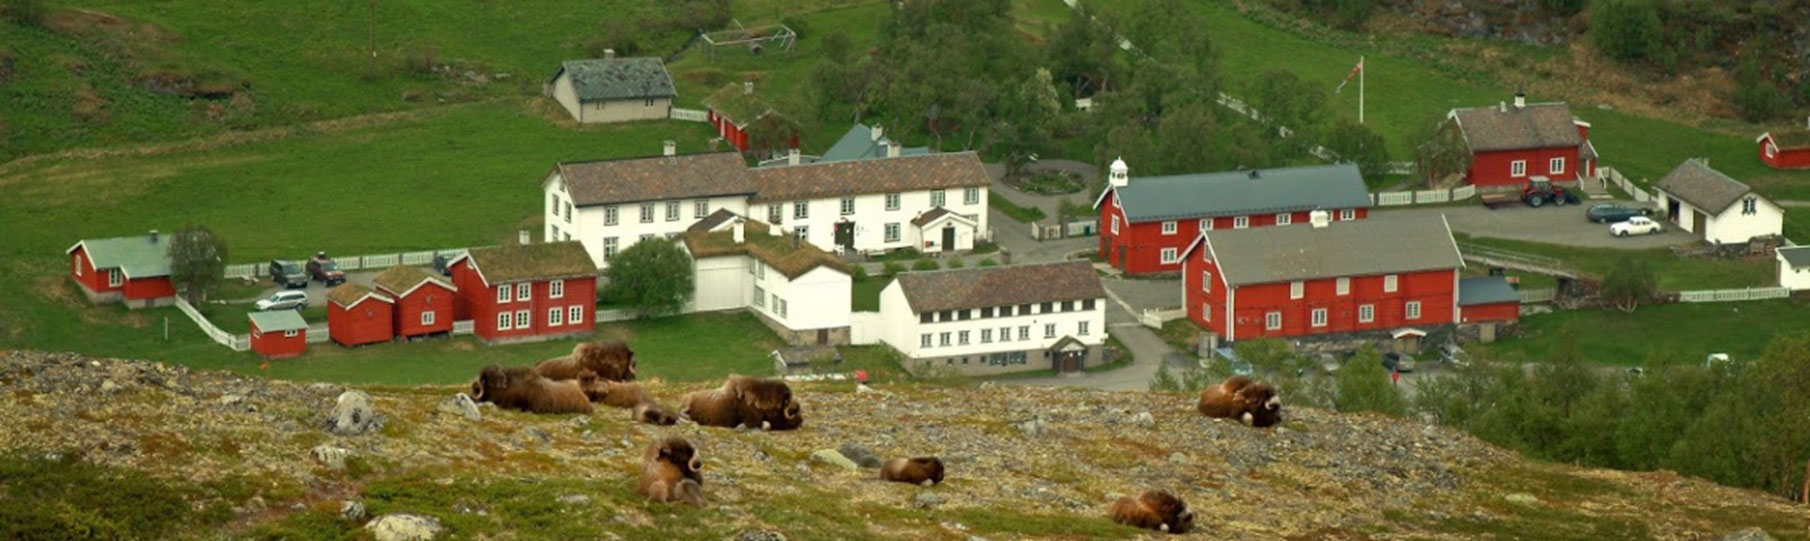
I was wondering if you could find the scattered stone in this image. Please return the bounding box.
[557,494,592,506]
[1017,417,1048,437]
[437,393,481,421]
[1504,493,1539,505]
[913,491,948,508]
[308,382,342,395]
[734,530,788,541]
[341,501,367,521]
[810,449,858,471]
[311,445,354,470]
[365,513,443,541]
[1716,528,1776,541]
[838,443,883,469]
[99,379,120,394]
[1167,452,1188,463]
[327,390,380,435]
[220,394,246,407]
[1131,411,1155,427]
[517,426,551,446]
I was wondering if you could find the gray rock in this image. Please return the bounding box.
[838,443,883,469]
[1167,452,1187,463]
[1504,493,1539,505]
[913,491,948,508]
[220,394,245,406]
[311,445,354,470]
[340,500,367,521]
[437,393,481,421]
[365,513,443,541]
[1131,411,1155,427]
[1717,528,1776,541]
[327,390,380,435]
[734,531,788,541]
[517,426,551,446]
[309,383,342,395]
[556,494,591,506]
[99,379,120,394]
[810,449,858,471]
[1017,417,1048,437]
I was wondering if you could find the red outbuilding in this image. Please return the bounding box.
[1446,93,1595,192]
[449,241,598,344]
[327,283,394,347]
[703,81,799,153]
[66,231,179,309]
[249,310,308,359]
[1095,160,1373,275]
[1182,212,1466,341]
[1457,276,1520,324]
[1756,130,1810,170]
[373,265,457,339]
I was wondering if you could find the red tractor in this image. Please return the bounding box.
[1520,177,1578,208]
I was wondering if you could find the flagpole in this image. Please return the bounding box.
[1358,55,1365,125]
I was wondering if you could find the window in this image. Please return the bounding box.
[981,329,993,343]
[999,327,1012,342]
[550,225,560,241]
[795,226,808,241]
[954,310,970,321]
[1019,326,1030,341]
[1201,302,1211,322]
[793,201,809,220]
[1336,277,1350,296]
[644,98,656,106]
[778,299,788,318]
[981,307,994,318]
[1019,303,1033,315]
[1311,308,1327,327]
[640,203,655,223]
[1045,323,1057,338]
[1000,306,1014,317]
[757,263,766,280]
[939,332,952,347]
[884,223,900,243]
[666,201,681,222]
[838,197,856,216]
[603,237,619,260]
[284,329,299,338]
[1384,274,1398,292]
[1162,221,1177,235]
[1083,300,1096,310]
[1199,218,1213,231]
[930,190,946,207]
[1766,142,1778,158]
[694,199,709,218]
[421,311,436,326]
[1549,157,1565,175]
[753,286,766,308]
[1234,216,1249,229]
[938,310,953,322]
[885,192,901,210]
[1276,213,1292,225]
[768,204,783,224]
[549,308,563,326]
[1202,271,1212,292]
[1339,209,1355,221]
[107,268,123,287]
[605,205,619,226]
[1510,160,1527,177]
[1290,281,1304,299]
[772,293,781,311]
[568,306,583,325]
[1406,301,1422,320]
[564,202,572,222]
[1111,216,1120,234]
[1265,311,1282,330]
[549,194,558,215]
[496,286,510,303]
[496,312,513,330]
[515,310,530,328]
[1062,301,1074,312]
[1079,321,1090,336]
[919,312,933,324]
[921,334,933,348]
[1161,248,1179,264]
[549,279,565,299]
[1040,302,1053,313]
[958,331,970,345]
[1743,197,1758,215]
[964,187,980,205]
[516,283,531,301]
[1358,304,1374,323]
[74,254,83,276]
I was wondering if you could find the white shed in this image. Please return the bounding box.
[1653,159,1783,244]
[545,54,675,124]
[1779,246,1810,291]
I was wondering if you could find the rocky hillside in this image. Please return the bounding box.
[0,350,1804,540]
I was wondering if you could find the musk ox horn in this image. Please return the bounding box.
[689,457,702,472]
[1266,396,1281,410]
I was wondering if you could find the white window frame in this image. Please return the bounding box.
[999,326,1012,343]
[1233,216,1249,229]
[1019,326,1030,341]
[1276,213,1291,225]
[1199,218,1213,231]
[939,332,952,347]
[515,310,530,329]
[1111,216,1120,234]
[1201,271,1212,293]
[1336,277,1350,296]
[921,334,933,348]
[564,202,573,222]
[640,203,655,223]
[496,286,510,304]
[840,197,855,215]
[793,201,809,220]
[1384,274,1398,292]
[1265,311,1282,330]
[1044,323,1057,338]
[666,201,681,222]
[884,223,900,243]
[1358,304,1374,323]
[694,199,709,218]
[603,237,619,261]
[515,283,531,301]
[958,331,970,345]
[768,204,783,224]
[1201,302,1211,322]
[930,190,946,207]
[1339,209,1355,221]
[1079,321,1090,336]
[1406,301,1422,320]
[964,187,980,205]
[1510,160,1527,178]
[549,279,564,299]
[421,311,436,326]
[605,205,619,226]
[885,192,901,210]
[74,254,83,276]
[1290,281,1304,299]
[107,268,123,287]
[1549,157,1565,176]
[1311,308,1327,327]
[1162,221,1177,235]
[753,285,766,308]
[981,329,993,343]
[548,307,563,326]
[1765,142,1778,158]
[549,194,558,216]
[569,305,583,325]
[284,329,299,338]
[1161,248,1179,264]
[496,312,513,330]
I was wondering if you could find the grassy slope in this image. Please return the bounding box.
[1455,234,1774,291]
[1480,299,1810,365]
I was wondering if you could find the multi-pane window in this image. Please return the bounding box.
[884,223,901,242]
[930,190,946,207]
[695,199,709,218]
[1202,271,1212,292]
[1265,311,1282,330]
[1406,300,1422,320]
[640,203,655,223]
[516,283,531,301]
[1018,326,1030,341]
[1276,213,1292,225]
[921,334,933,348]
[666,201,681,222]
[1201,302,1211,322]
[496,286,510,303]
[1161,248,1179,264]
[603,237,619,260]
[549,194,558,215]
[1339,209,1355,221]
[1311,308,1327,327]
[549,279,564,299]
[107,269,123,287]
[1234,216,1250,229]
[1111,216,1120,234]
[958,331,970,345]
[1083,300,1095,310]
[1290,281,1304,299]
[885,193,901,210]
[1549,158,1565,175]
[1359,304,1374,323]
[605,206,619,226]
[496,312,512,330]
[1044,323,1057,338]
[1511,160,1527,177]
[1162,221,1177,235]
[771,293,781,311]
[564,202,573,222]
[753,286,766,308]
[548,308,564,326]
[568,306,583,325]
[768,204,783,224]
[999,327,1012,342]
[939,332,952,347]
[981,329,993,343]
[795,226,808,241]
[1041,302,1053,313]
[1079,321,1090,336]
[840,197,855,215]
[1743,197,1758,215]
[980,307,994,318]
[920,312,933,323]
[964,187,979,205]
[421,311,436,325]
[514,310,530,329]
[1336,277,1350,295]
[1384,274,1398,292]
[794,201,809,220]
[778,299,788,318]
[1199,218,1213,231]
[74,254,83,276]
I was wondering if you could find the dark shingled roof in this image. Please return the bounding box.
[328,283,390,307]
[681,219,848,279]
[1108,163,1373,223]
[1450,102,1583,151]
[1458,276,1519,306]
[820,123,930,162]
[893,261,1105,313]
[910,207,964,227]
[749,152,989,203]
[463,242,597,284]
[554,58,676,101]
[371,265,452,296]
[688,208,741,234]
[1654,159,1754,214]
[554,152,755,207]
[1779,246,1810,268]
[1197,215,1463,286]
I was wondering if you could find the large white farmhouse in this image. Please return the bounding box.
[878,261,1108,376]
[1653,159,1784,244]
[684,211,853,345]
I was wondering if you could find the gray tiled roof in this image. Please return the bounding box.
[1450,102,1583,151]
[1458,276,1519,306]
[1655,159,1754,214]
[820,123,930,162]
[1110,164,1372,223]
[66,233,173,279]
[1778,246,1810,268]
[1197,215,1463,286]
[555,152,756,207]
[249,310,308,333]
[749,152,989,203]
[893,261,1104,313]
[554,58,676,101]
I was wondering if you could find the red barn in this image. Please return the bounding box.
[1447,93,1595,192]
[1756,130,1810,170]
[327,283,394,347]
[249,310,308,359]
[1457,276,1520,324]
[1094,160,1373,275]
[373,265,457,339]
[703,81,799,153]
[1182,212,1465,341]
[449,241,598,344]
[65,231,179,309]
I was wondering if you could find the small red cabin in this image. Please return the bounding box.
[327,283,394,347]
[1757,131,1810,170]
[703,81,799,153]
[449,241,598,344]
[1457,277,1520,324]
[373,265,457,339]
[1446,94,1595,191]
[249,310,308,359]
[66,231,179,309]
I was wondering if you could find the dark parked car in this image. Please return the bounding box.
[1382,352,1416,373]
[1585,203,1651,223]
[269,259,307,288]
[306,252,346,286]
[432,252,457,276]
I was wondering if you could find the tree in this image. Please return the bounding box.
[1047,2,1123,98]
[1589,0,1661,63]
[991,68,1061,177]
[1233,339,1296,378]
[1245,70,1328,158]
[1732,56,1790,123]
[1324,119,1391,180]
[1411,115,1471,188]
[603,238,694,318]
[166,224,227,304]
[1333,347,1407,416]
[2,0,44,27]
[1600,258,1657,312]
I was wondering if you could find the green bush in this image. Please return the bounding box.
[1732,57,1791,123]
[947,258,966,269]
[978,258,1000,267]
[1333,347,1407,416]
[850,265,870,282]
[911,258,940,271]
[1589,0,1661,63]
[0,452,232,539]
[882,261,907,276]
[3,0,44,27]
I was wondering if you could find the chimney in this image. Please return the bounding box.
[886,141,900,158]
[787,148,801,166]
[148,229,159,243]
[603,48,616,60]
[518,230,531,245]
[1309,210,1331,228]
[663,140,676,157]
[732,219,745,244]
[743,81,754,95]
[870,124,884,142]
[1513,91,1526,110]
[1109,157,1129,188]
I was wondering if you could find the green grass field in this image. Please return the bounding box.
[1456,235,1774,291]
[990,192,1049,223]
[1481,299,1810,365]
[850,276,888,312]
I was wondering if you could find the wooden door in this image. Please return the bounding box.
[941,226,956,251]
[834,222,855,251]
[1692,211,1706,236]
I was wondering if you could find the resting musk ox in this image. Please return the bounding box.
[583,379,655,409]
[638,436,705,506]
[1108,490,1195,534]
[468,365,594,415]
[1197,375,1283,428]
[534,340,636,382]
[680,375,803,430]
[879,457,945,486]
[631,402,679,426]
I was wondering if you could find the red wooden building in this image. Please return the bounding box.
[1094,160,1372,275]
[1457,277,1520,325]
[449,241,598,344]
[249,310,308,359]
[1446,93,1595,191]
[66,231,178,309]
[373,265,457,339]
[1756,130,1810,170]
[703,81,799,153]
[1181,213,1466,341]
[327,283,394,347]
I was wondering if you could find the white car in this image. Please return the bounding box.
[1610,216,1662,237]
[255,290,308,311]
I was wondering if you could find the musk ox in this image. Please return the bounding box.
[1197,375,1282,428]
[468,365,594,415]
[679,376,803,430]
[879,457,945,486]
[631,402,679,426]
[638,436,705,506]
[1108,490,1194,534]
[583,379,655,409]
[534,340,636,382]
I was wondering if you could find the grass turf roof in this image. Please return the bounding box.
[682,220,848,279]
[464,241,597,284]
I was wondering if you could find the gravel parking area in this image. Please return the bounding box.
[1377,202,1695,249]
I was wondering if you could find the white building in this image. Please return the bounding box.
[545,144,991,267]
[1653,159,1784,244]
[544,54,675,124]
[684,212,853,345]
[1779,246,1810,291]
[878,261,1108,376]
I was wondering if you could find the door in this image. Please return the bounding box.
[816,329,828,345]
[1692,211,1706,237]
[1667,200,1681,224]
[941,226,956,251]
[834,222,855,251]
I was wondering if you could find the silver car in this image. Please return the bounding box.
[255,290,308,311]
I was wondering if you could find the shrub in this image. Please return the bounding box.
[978,258,1000,267]
[947,258,966,269]
[603,237,695,317]
[911,258,940,272]
[850,265,870,282]
[1589,0,1661,63]
[3,0,45,27]
[882,261,907,277]
[403,44,439,76]
[1333,347,1407,416]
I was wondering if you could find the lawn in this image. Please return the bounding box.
[850,276,889,312]
[202,303,328,334]
[1785,210,1810,244]
[1480,299,1810,366]
[990,192,1049,223]
[1455,235,1775,291]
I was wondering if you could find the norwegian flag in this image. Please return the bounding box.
[1334,57,1363,94]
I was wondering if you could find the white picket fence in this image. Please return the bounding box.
[1371,184,1476,207]
[1518,288,1557,304]
[224,248,467,280]
[305,324,330,344]
[670,107,709,122]
[1677,287,1790,303]
[1139,307,1187,329]
[174,298,250,351]
[1600,167,1656,203]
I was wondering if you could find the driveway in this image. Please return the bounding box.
[1375,203,1695,249]
[997,302,1175,391]
[1102,277,1182,312]
[240,269,387,306]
